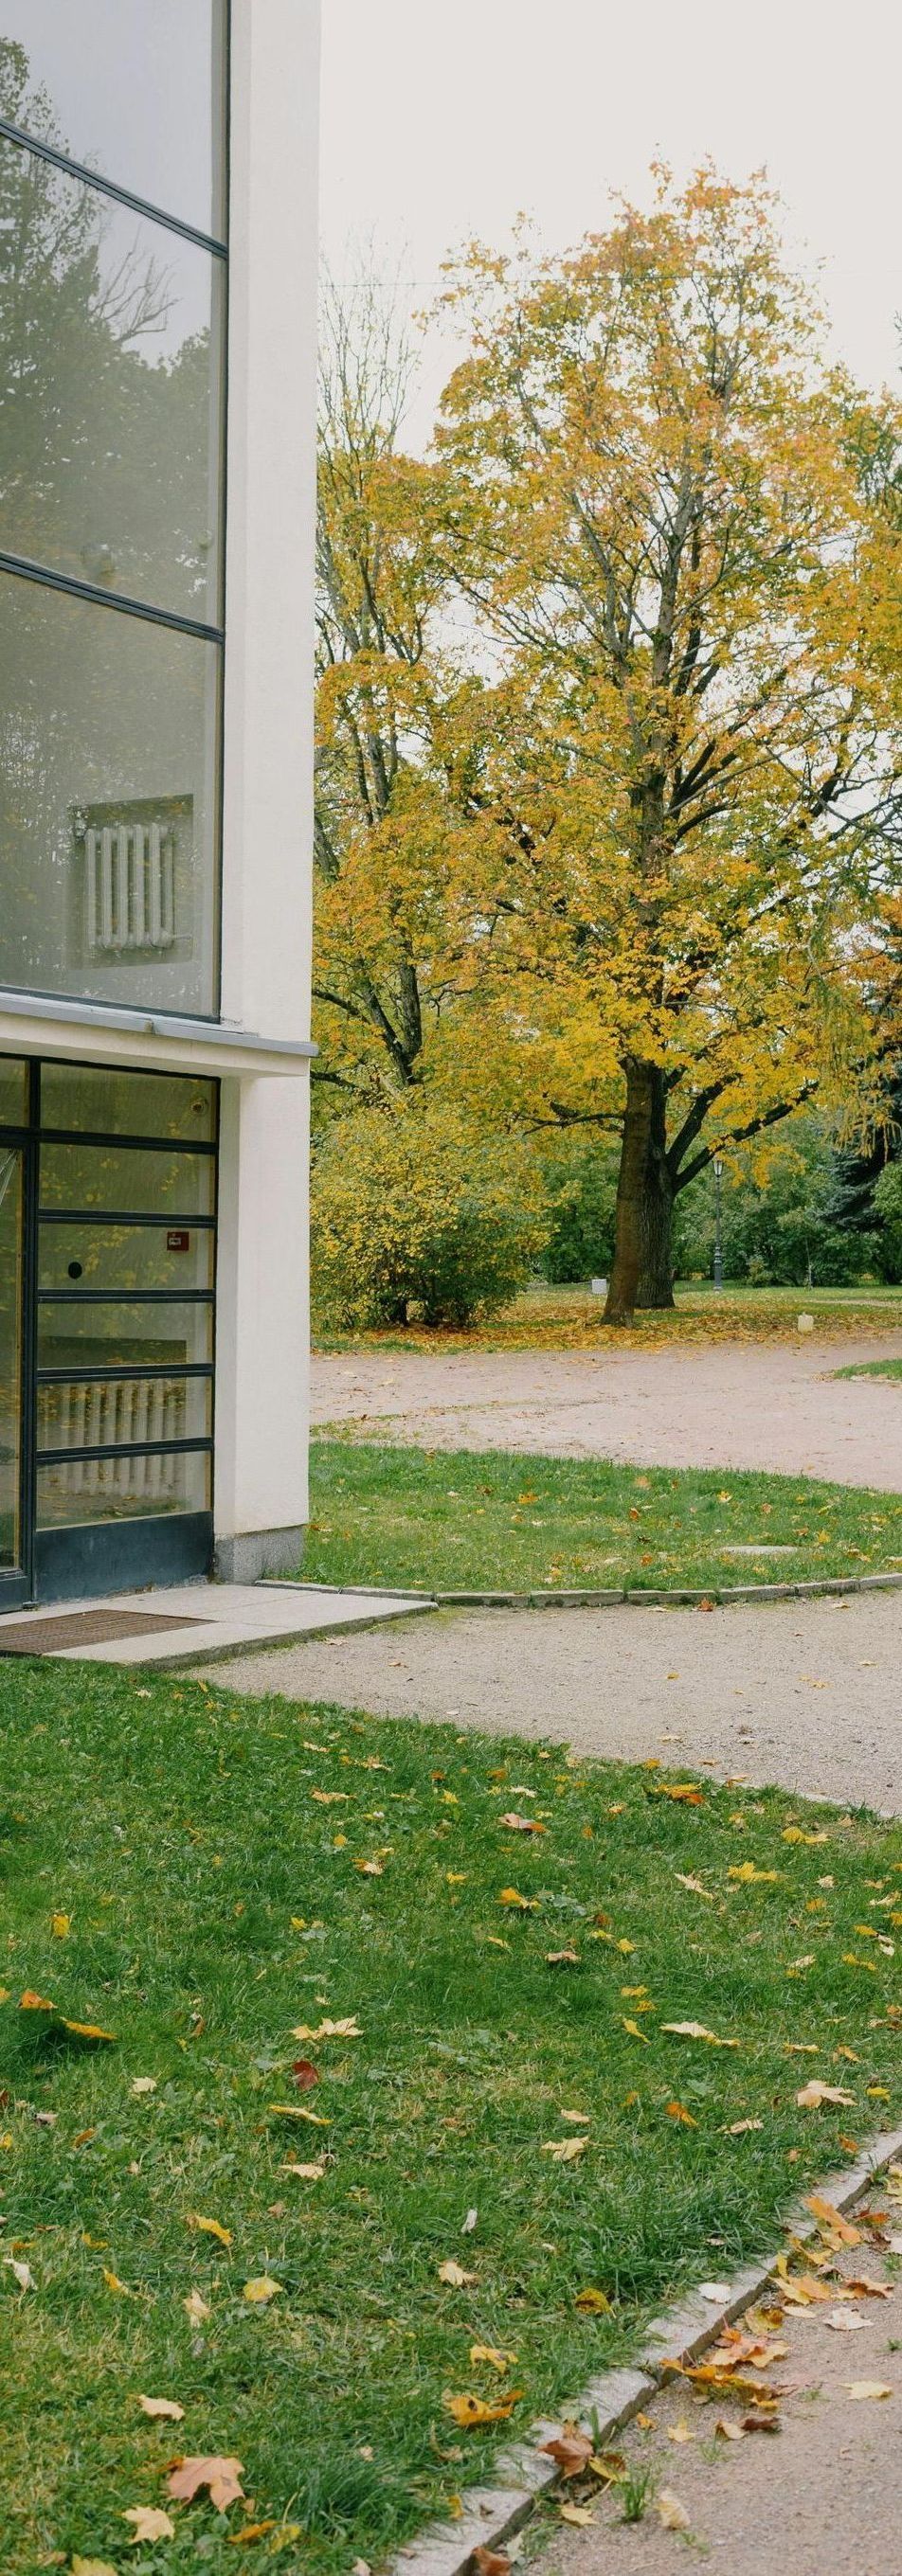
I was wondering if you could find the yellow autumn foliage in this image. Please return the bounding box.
[311,1099,548,1330]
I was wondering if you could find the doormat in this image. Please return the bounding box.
[0,1608,207,1655]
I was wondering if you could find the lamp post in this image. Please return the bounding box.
[713,1155,724,1291]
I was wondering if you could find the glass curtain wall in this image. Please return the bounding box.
[0,9,227,1013]
[34,1063,216,1534]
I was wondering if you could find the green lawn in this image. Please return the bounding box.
[835,1357,902,1384]
[303,1441,902,1595]
[2,1665,901,2573]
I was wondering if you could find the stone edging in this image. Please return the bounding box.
[270,1572,902,1611]
[389,2122,902,2576]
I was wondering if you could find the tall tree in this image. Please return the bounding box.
[434,170,902,1318]
[314,271,466,1101]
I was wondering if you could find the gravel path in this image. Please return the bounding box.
[314,1336,902,1489]
[545,2231,902,2576]
[202,1587,902,1814]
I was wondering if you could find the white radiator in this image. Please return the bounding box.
[40,1378,188,1501]
[84,823,175,953]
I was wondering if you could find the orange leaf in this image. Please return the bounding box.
[168,2455,246,2511]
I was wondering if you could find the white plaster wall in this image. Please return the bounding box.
[214,0,319,1550]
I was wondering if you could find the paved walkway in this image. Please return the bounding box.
[0,1580,428,1669]
[201,1586,902,1815]
[314,1336,902,1489]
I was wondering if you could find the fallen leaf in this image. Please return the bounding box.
[657,2490,691,2531]
[824,2310,865,2332]
[713,2418,745,2441]
[62,2019,117,2042]
[662,2022,739,2048]
[539,2428,594,2477]
[137,2393,185,2421]
[621,2018,650,2044]
[741,2410,782,2433]
[267,2103,330,2124]
[123,2505,176,2543]
[461,2207,478,2233]
[805,2194,861,2245]
[19,1991,56,2012]
[291,2018,361,2042]
[497,1887,539,1910]
[546,1949,579,1966]
[472,2549,514,2574]
[230,2527,279,2549]
[291,2058,320,2090]
[51,1912,70,1938]
[846,2276,893,2299]
[281,2160,326,2182]
[438,2260,477,2287]
[698,2281,732,2303]
[443,2389,521,2427]
[3,2256,33,2291]
[845,2381,893,2400]
[675,1873,713,1901]
[665,2101,697,2127]
[470,2342,517,2372]
[652,1786,704,1805]
[667,2421,696,2443]
[168,2455,246,2510]
[355,1859,384,1876]
[588,2449,626,2484]
[184,2289,210,2325]
[574,2287,611,2313]
[559,2504,594,2527]
[102,2269,133,2297]
[728,1863,781,1885]
[796,2083,855,2111]
[131,2077,157,2097]
[244,2276,281,2304]
[188,2214,232,2247]
[727,2118,764,2135]
[499,1813,546,1834]
[782,1827,828,1846]
[71,2560,119,2575]
[541,2135,587,2160]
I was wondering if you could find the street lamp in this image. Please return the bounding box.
[713,1155,724,1291]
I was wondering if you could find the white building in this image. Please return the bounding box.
[0,1,319,1604]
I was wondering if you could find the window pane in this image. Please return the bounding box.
[37,1372,211,1453]
[0,1060,27,1125]
[0,137,224,622]
[41,1144,215,1218]
[40,1221,213,1296]
[41,1065,216,1142]
[37,1447,210,1527]
[38,1300,213,1370]
[0,4,227,238]
[0,574,221,1013]
[0,1144,21,1563]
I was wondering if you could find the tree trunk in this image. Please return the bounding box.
[604,1059,657,1324]
[636,1065,676,1308]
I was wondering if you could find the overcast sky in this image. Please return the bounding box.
[320,0,899,440]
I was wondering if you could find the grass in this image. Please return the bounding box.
[303,1441,902,1596]
[835,1357,902,1384]
[2,1664,902,2574]
[314,1280,902,1355]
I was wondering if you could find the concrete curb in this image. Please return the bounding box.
[265,1571,902,1612]
[389,2122,902,2576]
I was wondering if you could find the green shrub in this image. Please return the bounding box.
[311,1101,548,1329]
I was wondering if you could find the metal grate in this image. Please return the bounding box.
[0,1608,207,1655]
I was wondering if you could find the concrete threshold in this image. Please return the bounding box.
[0,1580,436,1670]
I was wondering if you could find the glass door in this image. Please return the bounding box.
[0,1139,27,1602]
